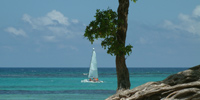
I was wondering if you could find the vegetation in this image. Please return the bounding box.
[84,0,137,90]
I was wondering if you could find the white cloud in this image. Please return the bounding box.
[47,10,70,26]
[71,19,79,24]
[5,27,27,37]
[48,27,69,35]
[193,5,200,18]
[21,10,84,41]
[22,14,33,25]
[43,36,56,42]
[37,16,55,26]
[22,10,70,29]
[47,26,79,39]
[23,14,50,29]
[163,5,200,36]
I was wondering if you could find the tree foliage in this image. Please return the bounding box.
[84,8,133,56]
[84,0,138,90]
[131,0,137,3]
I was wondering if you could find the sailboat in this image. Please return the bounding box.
[81,48,103,83]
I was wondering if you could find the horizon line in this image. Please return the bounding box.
[0,66,190,68]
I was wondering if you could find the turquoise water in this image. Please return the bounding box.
[0,68,186,100]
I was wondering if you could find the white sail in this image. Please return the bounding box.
[88,48,98,79]
[81,48,103,83]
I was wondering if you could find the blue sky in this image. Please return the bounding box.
[0,0,200,68]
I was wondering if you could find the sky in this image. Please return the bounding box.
[0,0,200,68]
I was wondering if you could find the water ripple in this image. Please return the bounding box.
[0,90,115,94]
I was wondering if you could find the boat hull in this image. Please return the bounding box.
[81,79,103,83]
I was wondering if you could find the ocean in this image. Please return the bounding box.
[0,68,187,100]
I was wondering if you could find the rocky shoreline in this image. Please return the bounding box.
[106,65,200,100]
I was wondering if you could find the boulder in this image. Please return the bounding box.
[106,65,200,100]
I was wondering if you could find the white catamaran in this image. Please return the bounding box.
[81,48,103,83]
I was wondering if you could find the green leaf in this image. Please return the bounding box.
[84,8,133,56]
[131,0,137,3]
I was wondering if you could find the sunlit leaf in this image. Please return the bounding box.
[131,0,137,3]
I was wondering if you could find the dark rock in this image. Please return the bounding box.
[161,65,200,86]
[106,65,200,100]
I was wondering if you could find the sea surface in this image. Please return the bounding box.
[0,67,187,100]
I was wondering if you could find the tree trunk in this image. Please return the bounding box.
[116,0,130,90]
[116,55,130,90]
